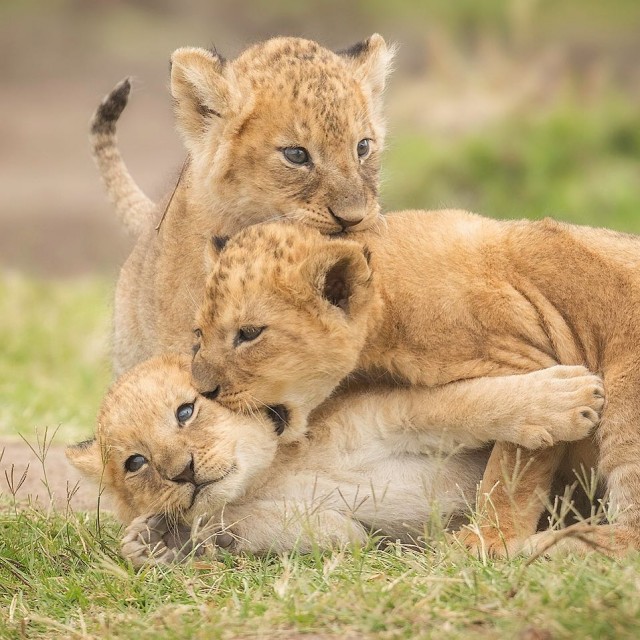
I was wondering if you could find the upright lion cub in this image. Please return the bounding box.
[67,354,601,566]
[90,36,394,375]
[191,211,640,556]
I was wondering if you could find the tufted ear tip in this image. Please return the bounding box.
[171,46,223,67]
[368,33,386,50]
[212,235,230,252]
[338,34,395,103]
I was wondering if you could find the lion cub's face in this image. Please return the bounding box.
[192,224,377,437]
[66,355,280,524]
[171,35,394,235]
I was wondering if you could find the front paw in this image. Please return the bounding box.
[190,514,236,552]
[516,365,604,448]
[454,526,524,560]
[121,514,212,568]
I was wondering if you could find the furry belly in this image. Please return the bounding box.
[273,449,488,539]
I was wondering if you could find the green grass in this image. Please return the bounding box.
[0,274,111,443]
[2,504,640,639]
[383,102,640,232]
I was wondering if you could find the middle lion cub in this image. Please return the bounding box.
[191,209,640,555]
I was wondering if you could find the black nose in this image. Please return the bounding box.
[328,207,363,229]
[171,456,195,484]
[202,386,220,401]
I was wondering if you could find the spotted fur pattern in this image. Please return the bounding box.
[191,209,640,557]
[96,35,394,375]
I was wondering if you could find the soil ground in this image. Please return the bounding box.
[0,441,111,513]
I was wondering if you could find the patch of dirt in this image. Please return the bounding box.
[0,440,111,513]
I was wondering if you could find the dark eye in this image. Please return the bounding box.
[193,328,202,339]
[283,147,310,165]
[176,402,194,424]
[357,139,371,158]
[235,325,265,346]
[125,454,147,473]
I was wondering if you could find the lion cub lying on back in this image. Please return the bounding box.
[67,355,601,566]
[190,210,640,556]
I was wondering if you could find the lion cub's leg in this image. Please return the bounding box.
[458,443,567,558]
[455,368,604,559]
[519,369,640,558]
[213,502,369,555]
[355,366,602,558]
[121,504,369,566]
[344,365,603,450]
[358,366,603,559]
[590,368,640,554]
[521,523,638,558]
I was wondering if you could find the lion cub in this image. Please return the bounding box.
[67,355,601,566]
[191,210,640,556]
[90,35,394,375]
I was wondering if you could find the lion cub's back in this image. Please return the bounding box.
[369,209,640,290]
[361,209,506,307]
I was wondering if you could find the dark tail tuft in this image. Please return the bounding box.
[91,78,131,135]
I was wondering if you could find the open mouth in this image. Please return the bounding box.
[265,405,289,435]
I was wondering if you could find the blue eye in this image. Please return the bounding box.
[357,139,371,158]
[125,454,146,473]
[176,403,194,424]
[283,147,310,165]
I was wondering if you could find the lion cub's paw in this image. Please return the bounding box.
[515,365,604,449]
[454,527,524,560]
[121,514,215,568]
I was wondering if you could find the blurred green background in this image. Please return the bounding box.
[0,0,639,442]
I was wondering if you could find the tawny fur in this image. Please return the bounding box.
[67,355,602,566]
[89,78,156,236]
[190,210,640,556]
[90,36,394,376]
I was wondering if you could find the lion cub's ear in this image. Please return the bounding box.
[170,47,241,153]
[66,438,104,481]
[303,242,372,314]
[338,34,395,108]
[204,234,230,273]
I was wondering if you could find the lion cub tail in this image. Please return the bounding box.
[89,78,156,236]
